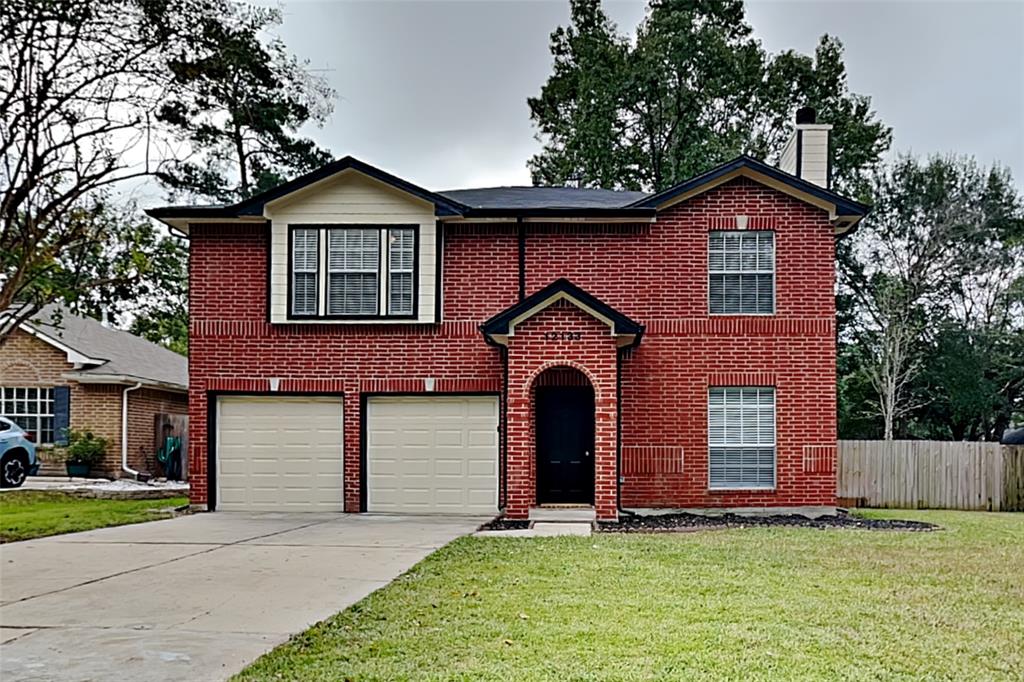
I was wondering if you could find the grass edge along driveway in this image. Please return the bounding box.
[0,490,188,542]
[235,510,1023,681]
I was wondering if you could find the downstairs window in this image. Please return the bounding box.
[708,387,775,489]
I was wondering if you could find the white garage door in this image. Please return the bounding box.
[216,396,344,512]
[366,396,499,514]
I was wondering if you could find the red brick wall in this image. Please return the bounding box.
[187,176,838,513]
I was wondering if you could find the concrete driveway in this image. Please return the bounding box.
[0,512,486,681]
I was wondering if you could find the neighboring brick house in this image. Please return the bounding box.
[148,108,866,521]
[0,305,188,478]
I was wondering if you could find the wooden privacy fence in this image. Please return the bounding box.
[838,440,1024,511]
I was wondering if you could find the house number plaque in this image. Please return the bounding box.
[543,331,583,342]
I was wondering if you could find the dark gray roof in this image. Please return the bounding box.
[439,186,650,210]
[22,305,187,390]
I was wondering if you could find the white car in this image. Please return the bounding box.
[0,416,40,488]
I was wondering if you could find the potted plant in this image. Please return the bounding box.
[61,429,108,477]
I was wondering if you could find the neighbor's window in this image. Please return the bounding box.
[1,387,55,444]
[708,387,775,489]
[388,228,415,315]
[291,229,319,316]
[328,228,380,315]
[709,231,774,314]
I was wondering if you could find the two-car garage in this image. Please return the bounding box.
[213,395,499,515]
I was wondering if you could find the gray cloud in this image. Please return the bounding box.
[243,0,1024,190]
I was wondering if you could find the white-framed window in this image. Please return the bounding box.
[709,231,774,314]
[289,226,416,318]
[1,387,55,444]
[328,228,380,315]
[388,228,415,315]
[291,229,319,316]
[708,387,775,489]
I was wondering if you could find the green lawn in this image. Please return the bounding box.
[0,490,188,542]
[236,510,1023,681]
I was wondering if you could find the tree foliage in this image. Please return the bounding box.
[1,0,333,352]
[528,0,891,195]
[0,0,203,337]
[156,3,334,202]
[840,156,1024,440]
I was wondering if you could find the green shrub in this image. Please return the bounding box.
[61,429,109,466]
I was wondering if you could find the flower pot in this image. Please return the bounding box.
[66,462,91,478]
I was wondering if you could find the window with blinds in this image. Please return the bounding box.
[289,226,417,318]
[327,228,380,315]
[709,231,774,314]
[291,229,319,316]
[388,228,415,315]
[708,387,775,489]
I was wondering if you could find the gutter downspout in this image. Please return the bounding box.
[122,382,143,478]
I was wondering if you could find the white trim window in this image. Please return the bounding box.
[328,228,380,315]
[291,229,319,316]
[709,231,774,314]
[1,387,55,444]
[290,226,416,318]
[708,387,775,489]
[388,228,415,315]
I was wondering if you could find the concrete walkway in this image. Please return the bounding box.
[0,513,485,681]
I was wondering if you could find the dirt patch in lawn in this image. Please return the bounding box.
[598,511,939,533]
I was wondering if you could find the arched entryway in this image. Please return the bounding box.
[533,366,595,505]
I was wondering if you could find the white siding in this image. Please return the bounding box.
[778,135,798,176]
[777,126,830,188]
[266,170,437,324]
[799,128,830,188]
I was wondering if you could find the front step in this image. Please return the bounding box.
[529,506,596,523]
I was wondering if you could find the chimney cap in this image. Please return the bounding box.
[795,106,817,125]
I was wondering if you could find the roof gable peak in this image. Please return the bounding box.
[480,279,643,349]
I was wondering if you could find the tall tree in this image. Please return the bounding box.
[626,0,764,191]
[840,155,1024,439]
[528,0,892,193]
[753,35,892,199]
[156,3,335,202]
[0,0,208,338]
[527,0,634,189]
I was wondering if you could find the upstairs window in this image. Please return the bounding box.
[708,387,775,489]
[709,231,774,314]
[291,229,319,316]
[388,228,415,315]
[328,229,379,315]
[289,226,417,319]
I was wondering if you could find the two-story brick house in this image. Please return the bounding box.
[149,109,866,521]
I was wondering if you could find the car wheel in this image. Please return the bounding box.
[1,453,28,488]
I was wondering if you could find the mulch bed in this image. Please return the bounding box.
[478,518,532,531]
[597,511,938,533]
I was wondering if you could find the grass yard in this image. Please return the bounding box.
[236,510,1023,681]
[0,490,188,542]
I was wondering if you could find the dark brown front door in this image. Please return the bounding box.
[536,385,594,504]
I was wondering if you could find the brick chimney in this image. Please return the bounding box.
[778,107,832,188]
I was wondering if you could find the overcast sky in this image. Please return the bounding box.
[146,0,1024,203]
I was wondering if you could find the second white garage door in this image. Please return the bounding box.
[366,396,499,514]
[216,396,344,512]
